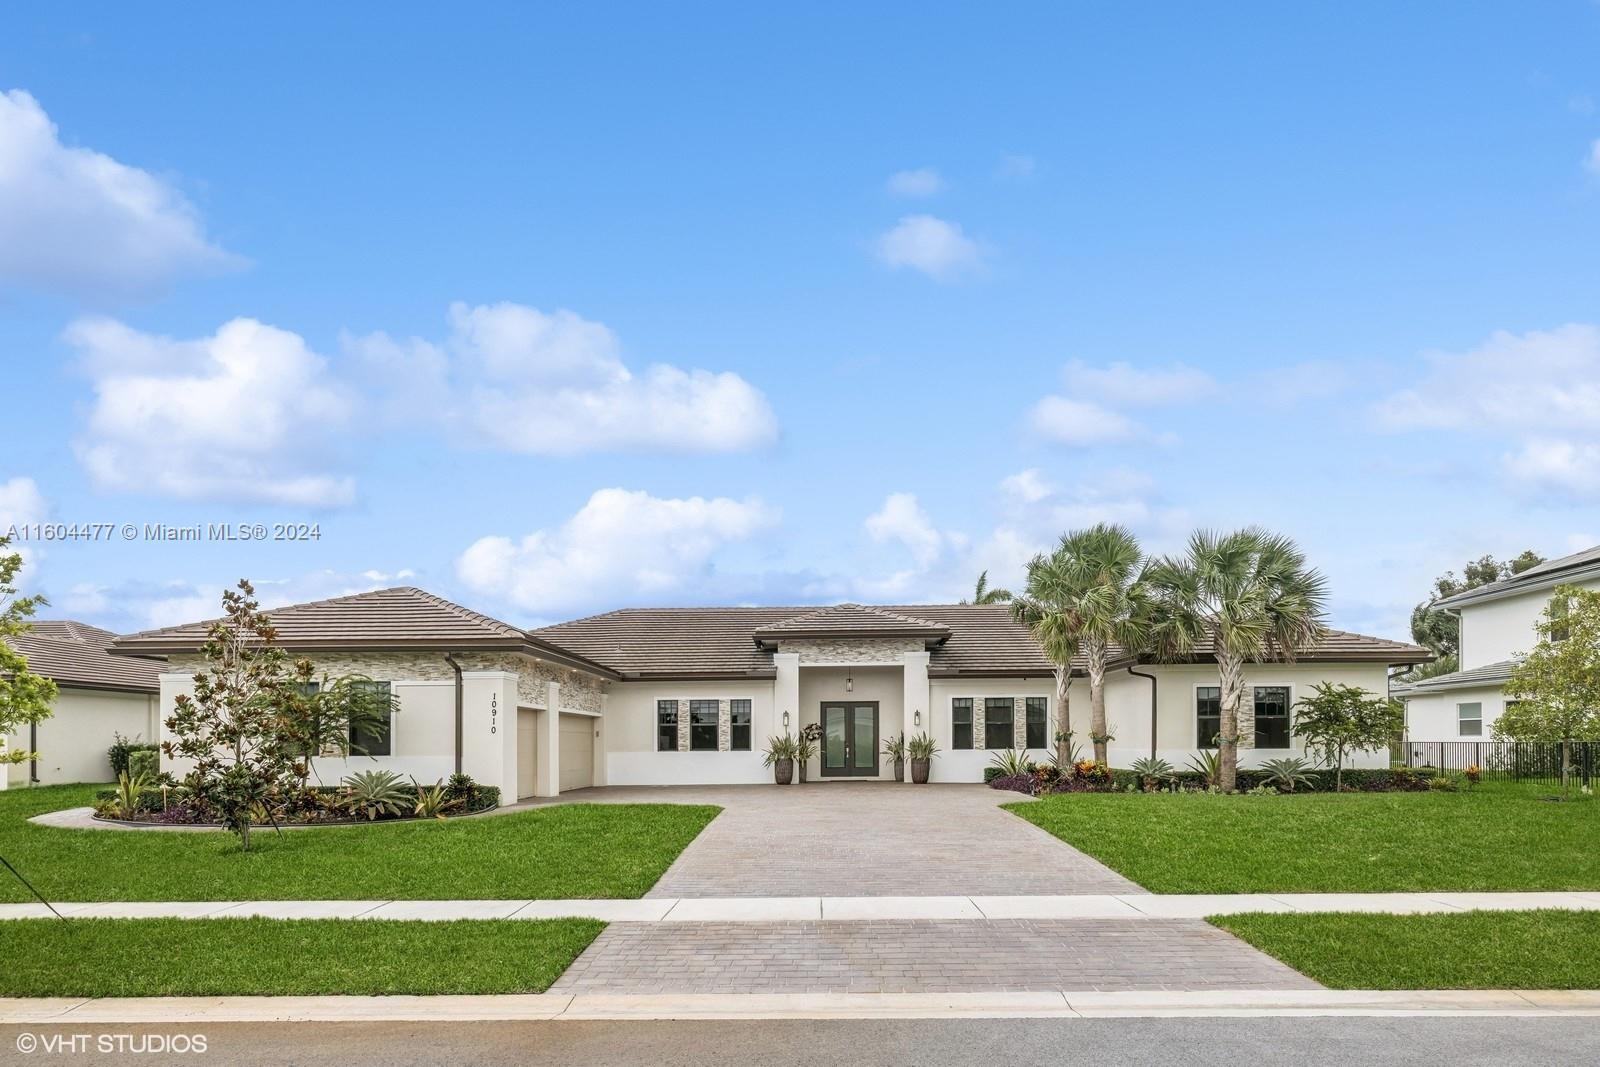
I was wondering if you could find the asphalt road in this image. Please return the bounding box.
[1,1017,1595,1067]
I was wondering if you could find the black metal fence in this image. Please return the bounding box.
[1403,740,1597,786]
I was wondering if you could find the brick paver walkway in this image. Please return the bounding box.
[536,783,1143,897]
[550,919,1319,994]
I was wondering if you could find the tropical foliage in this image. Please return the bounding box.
[340,769,412,821]
[1497,585,1600,793]
[1257,756,1318,793]
[1408,550,1543,667]
[0,537,57,766]
[1012,523,1149,765]
[1146,528,1327,792]
[963,570,1013,605]
[1292,682,1403,791]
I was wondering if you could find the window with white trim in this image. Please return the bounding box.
[1253,686,1291,749]
[952,698,973,749]
[1025,697,1047,748]
[984,698,1014,749]
[689,700,719,751]
[656,700,678,751]
[730,699,752,751]
[1457,702,1483,737]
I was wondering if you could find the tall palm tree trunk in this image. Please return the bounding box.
[1053,665,1072,764]
[1217,649,1244,793]
[1086,637,1109,766]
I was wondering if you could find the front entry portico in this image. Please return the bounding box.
[820,701,879,777]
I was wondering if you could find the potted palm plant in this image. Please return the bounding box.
[796,723,821,783]
[882,733,907,782]
[906,732,939,784]
[762,734,799,785]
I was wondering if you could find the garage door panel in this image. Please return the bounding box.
[559,713,594,792]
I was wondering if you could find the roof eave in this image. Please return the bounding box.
[1434,563,1600,610]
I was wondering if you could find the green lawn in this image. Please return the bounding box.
[1213,909,1600,989]
[0,917,603,996]
[0,785,717,902]
[1006,784,1600,892]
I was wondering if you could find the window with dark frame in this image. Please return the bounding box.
[349,681,392,757]
[689,699,720,751]
[656,700,678,751]
[1196,686,1221,749]
[952,698,973,749]
[730,699,752,751]
[984,697,1015,749]
[1025,697,1047,749]
[1552,596,1572,643]
[1253,686,1291,749]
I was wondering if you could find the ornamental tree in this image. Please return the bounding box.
[1497,584,1600,794]
[1292,682,1402,791]
[0,538,57,767]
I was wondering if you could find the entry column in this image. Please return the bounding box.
[536,681,562,798]
[774,652,800,786]
[901,650,929,784]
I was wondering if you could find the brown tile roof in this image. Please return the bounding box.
[531,604,1430,678]
[5,622,164,693]
[109,587,619,678]
[751,604,951,643]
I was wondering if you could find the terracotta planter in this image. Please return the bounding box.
[773,758,793,785]
[893,758,905,783]
[910,758,931,784]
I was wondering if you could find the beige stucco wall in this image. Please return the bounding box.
[6,686,160,787]
[1458,577,1600,669]
[798,665,905,781]
[1403,684,1507,744]
[604,679,776,785]
[928,676,1057,783]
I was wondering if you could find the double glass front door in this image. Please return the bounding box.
[821,702,879,777]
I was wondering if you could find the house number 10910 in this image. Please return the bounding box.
[490,693,498,734]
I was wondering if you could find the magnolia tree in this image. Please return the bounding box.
[0,538,57,768]
[163,580,394,849]
[1292,682,1402,791]
[1497,585,1600,795]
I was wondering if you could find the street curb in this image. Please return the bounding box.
[3,990,1599,1023]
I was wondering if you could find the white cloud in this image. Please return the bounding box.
[1504,440,1600,497]
[873,215,984,280]
[995,153,1036,179]
[865,492,944,567]
[999,468,1053,504]
[456,488,778,613]
[0,89,239,300]
[349,302,777,455]
[1059,361,1216,407]
[0,477,49,579]
[886,167,944,197]
[66,316,356,507]
[1028,396,1140,446]
[1375,325,1600,499]
[61,568,418,633]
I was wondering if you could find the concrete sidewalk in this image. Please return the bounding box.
[4,989,1600,1024]
[2,890,1597,922]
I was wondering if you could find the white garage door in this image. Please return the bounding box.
[517,708,537,800]
[559,713,594,792]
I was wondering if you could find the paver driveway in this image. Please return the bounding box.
[537,784,1316,994]
[540,783,1143,897]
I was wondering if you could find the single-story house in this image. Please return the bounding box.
[3,620,164,787]
[110,587,1428,799]
[1394,544,1600,746]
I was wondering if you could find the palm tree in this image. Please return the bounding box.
[1012,524,1149,766]
[1146,528,1328,793]
[963,570,1013,605]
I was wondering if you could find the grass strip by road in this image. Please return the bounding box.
[1211,909,1600,989]
[1006,784,1600,893]
[0,917,603,997]
[0,785,717,902]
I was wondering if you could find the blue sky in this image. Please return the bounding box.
[4,2,1600,638]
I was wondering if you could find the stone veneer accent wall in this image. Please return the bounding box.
[778,638,926,665]
[166,651,607,713]
[962,693,1047,751]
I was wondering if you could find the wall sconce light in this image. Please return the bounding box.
[782,710,790,730]
[845,672,853,693]
[914,709,921,727]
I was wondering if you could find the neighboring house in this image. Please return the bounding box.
[1395,544,1600,744]
[111,587,1428,799]
[3,621,164,787]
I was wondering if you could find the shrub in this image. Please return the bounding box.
[988,772,1036,795]
[340,769,412,820]
[988,749,1036,778]
[982,767,1007,783]
[1129,756,1177,791]
[126,747,159,781]
[1258,757,1317,793]
[1337,768,1431,792]
[107,733,138,777]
